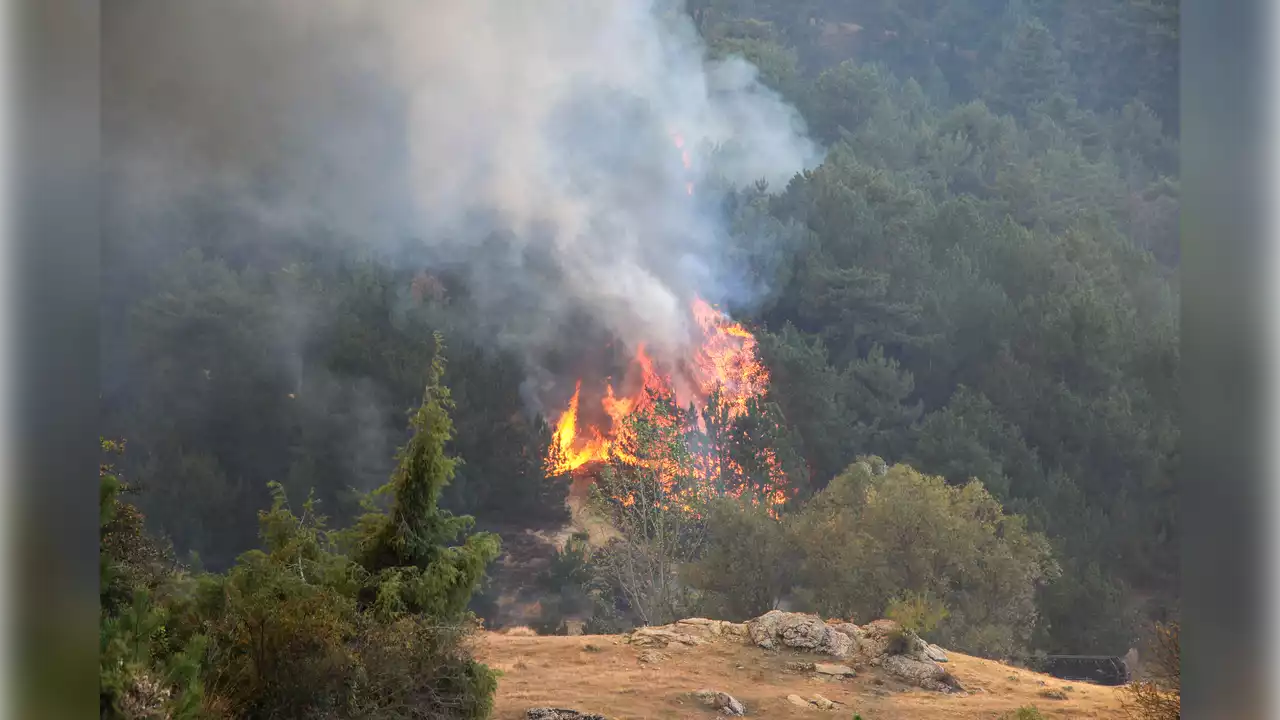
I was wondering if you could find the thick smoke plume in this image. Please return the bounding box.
[106,0,819,407]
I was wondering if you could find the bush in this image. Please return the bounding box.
[789,458,1058,658]
[689,497,796,620]
[1121,621,1179,720]
[100,438,208,719]
[101,342,502,719]
[533,531,597,635]
[885,591,950,637]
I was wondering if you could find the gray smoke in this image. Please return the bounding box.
[106,0,820,398]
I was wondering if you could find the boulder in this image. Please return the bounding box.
[809,693,838,710]
[746,610,853,658]
[627,626,703,648]
[742,611,959,694]
[677,618,750,640]
[828,623,864,650]
[719,621,750,640]
[630,619,748,646]
[526,709,606,720]
[923,643,948,663]
[693,689,746,716]
[857,619,906,657]
[880,654,963,693]
[786,694,811,707]
[813,663,857,678]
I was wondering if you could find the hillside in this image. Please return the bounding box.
[477,629,1126,719]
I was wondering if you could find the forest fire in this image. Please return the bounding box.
[545,297,788,512]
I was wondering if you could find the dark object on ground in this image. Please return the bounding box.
[527,708,607,720]
[1042,655,1130,686]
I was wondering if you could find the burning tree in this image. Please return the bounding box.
[541,296,804,627]
[589,390,711,626]
[544,296,795,511]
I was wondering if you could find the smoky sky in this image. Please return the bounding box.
[105,0,820,401]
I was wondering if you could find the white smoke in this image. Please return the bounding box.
[106,0,820,384]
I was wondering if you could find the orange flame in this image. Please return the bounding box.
[671,132,695,195]
[545,297,789,514]
[548,381,610,473]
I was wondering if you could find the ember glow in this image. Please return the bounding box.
[671,132,695,195]
[545,297,790,513]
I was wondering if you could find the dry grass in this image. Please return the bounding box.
[477,632,1127,720]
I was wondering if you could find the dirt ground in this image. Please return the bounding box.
[476,632,1127,720]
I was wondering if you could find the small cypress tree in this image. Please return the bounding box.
[351,332,502,621]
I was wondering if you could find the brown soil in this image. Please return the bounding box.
[476,632,1127,719]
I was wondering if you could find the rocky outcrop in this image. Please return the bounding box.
[693,689,746,716]
[627,626,704,648]
[856,618,910,657]
[786,693,842,710]
[526,709,606,720]
[813,662,856,677]
[856,620,963,692]
[744,613,962,693]
[625,619,748,648]
[676,618,750,640]
[924,642,948,663]
[880,654,963,693]
[637,649,669,664]
[809,693,839,710]
[746,610,854,658]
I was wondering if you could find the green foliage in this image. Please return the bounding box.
[981,19,1073,118]
[533,532,597,635]
[690,497,795,620]
[1002,707,1046,720]
[100,344,502,718]
[790,460,1058,657]
[349,336,502,622]
[104,0,1179,663]
[100,439,208,720]
[885,591,950,637]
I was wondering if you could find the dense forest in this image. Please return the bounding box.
[101,0,1177,714]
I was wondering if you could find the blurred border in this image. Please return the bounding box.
[1182,0,1275,718]
[5,0,100,718]
[0,0,1276,718]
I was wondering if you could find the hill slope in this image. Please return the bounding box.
[477,631,1126,719]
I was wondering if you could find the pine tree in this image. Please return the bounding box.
[985,18,1073,118]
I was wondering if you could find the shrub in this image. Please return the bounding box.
[1121,621,1179,720]
[102,340,503,719]
[100,438,208,719]
[689,497,796,620]
[885,591,950,637]
[790,459,1057,658]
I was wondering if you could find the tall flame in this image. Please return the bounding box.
[671,131,694,195]
[545,297,789,513]
[543,134,788,512]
